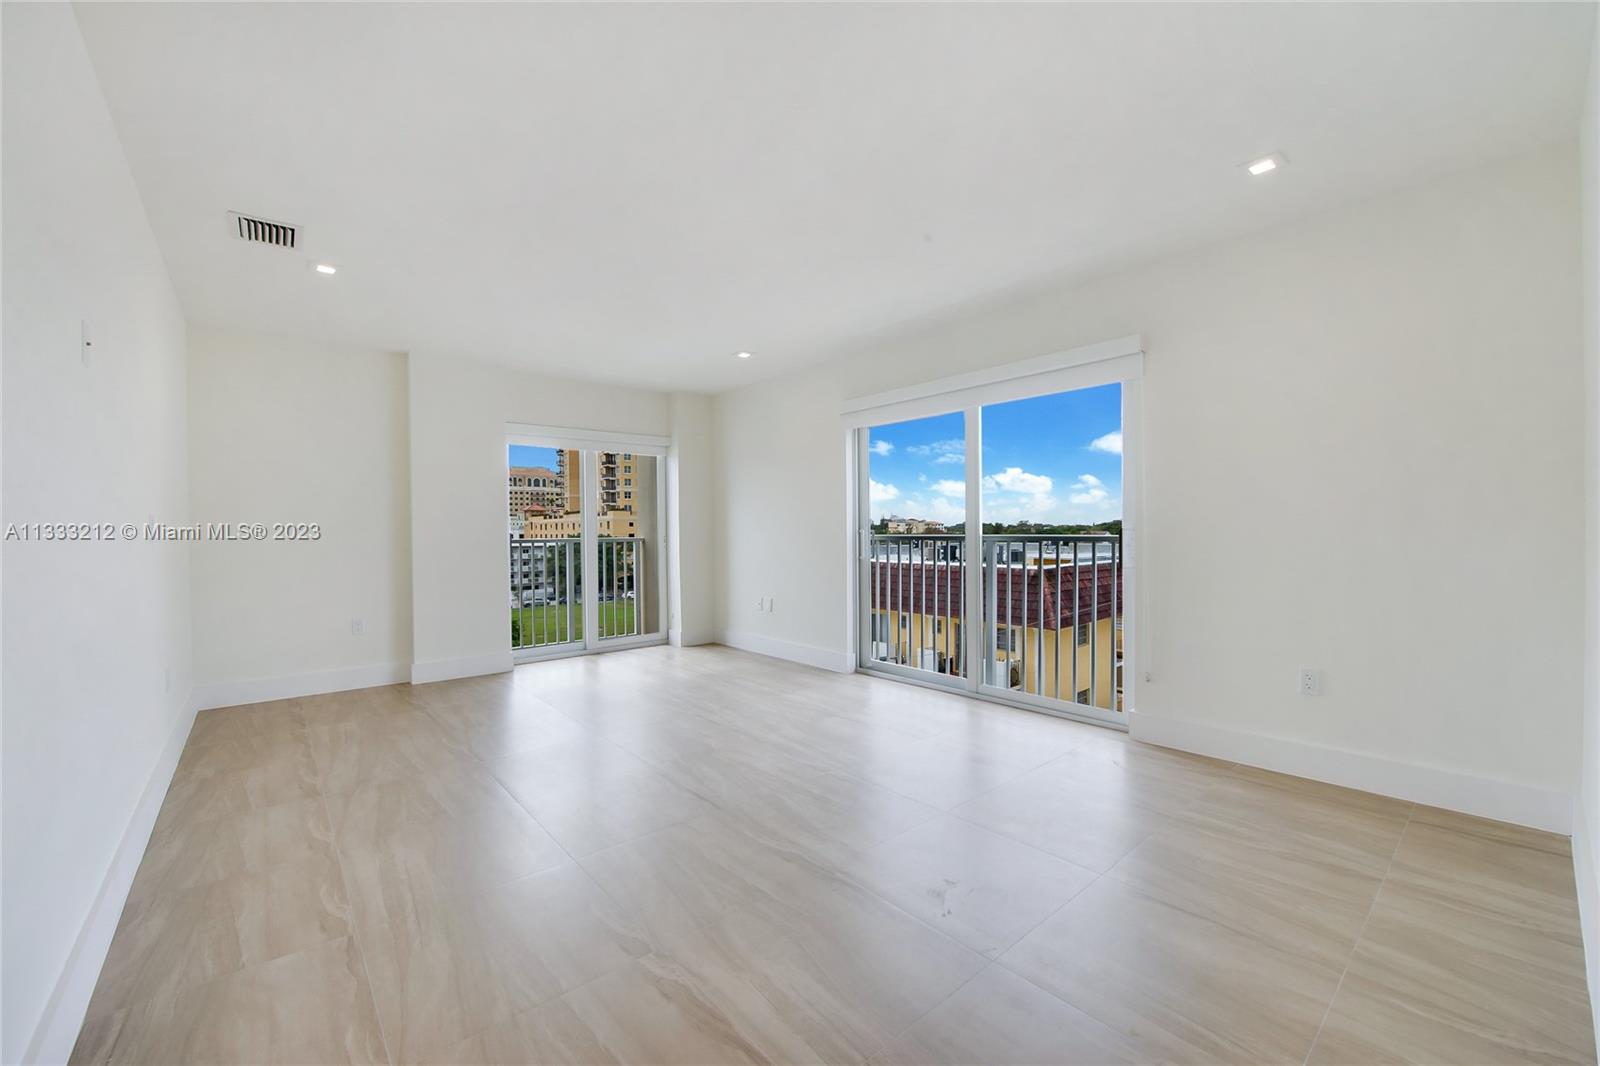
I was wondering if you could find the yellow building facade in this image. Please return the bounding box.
[868,558,1123,711]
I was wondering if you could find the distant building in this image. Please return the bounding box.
[508,465,562,521]
[867,557,1123,710]
[885,516,946,535]
[512,451,643,540]
[519,509,637,539]
[556,450,639,515]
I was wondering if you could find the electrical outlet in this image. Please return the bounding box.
[1298,668,1322,696]
[767,596,775,613]
[755,597,765,613]
[350,617,365,636]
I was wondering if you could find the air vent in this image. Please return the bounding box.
[230,212,297,249]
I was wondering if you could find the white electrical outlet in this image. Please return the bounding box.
[755,597,765,613]
[351,617,365,636]
[767,596,774,613]
[1299,668,1322,695]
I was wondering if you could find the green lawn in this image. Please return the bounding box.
[512,601,638,646]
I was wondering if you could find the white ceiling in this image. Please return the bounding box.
[75,2,1594,393]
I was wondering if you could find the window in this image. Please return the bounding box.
[1076,688,1091,705]
[1077,622,1090,646]
[995,625,1016,653]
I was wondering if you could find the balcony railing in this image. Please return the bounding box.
[510,537,579,650]
[867,532,1123,713]
[598,536,644,640]
[509,536,645,649]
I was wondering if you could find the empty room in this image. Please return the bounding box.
[5,2,1600,1064]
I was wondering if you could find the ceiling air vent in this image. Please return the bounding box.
[230,212,297,249]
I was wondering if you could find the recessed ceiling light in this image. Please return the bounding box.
[314,263,337,275]
[735,351,752,359]
[1244,152,1286,177]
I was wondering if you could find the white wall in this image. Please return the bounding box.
[1575,10,1600,1053]
[668,391,717,645]
[715,144,1584,825]
[407,352,673,681]
[0,5,193,1061]
[187,326,411,706]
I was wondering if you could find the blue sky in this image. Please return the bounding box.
[867,382,1122,524]
[509,444,561,470]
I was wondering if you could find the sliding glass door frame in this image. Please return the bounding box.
[850,352,1140,730]
[508,424,670,665]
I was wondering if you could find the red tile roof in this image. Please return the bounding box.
[868,559,1120,629]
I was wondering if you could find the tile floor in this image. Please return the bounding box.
[70,645,1595,1064]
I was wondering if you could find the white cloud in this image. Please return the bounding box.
[907,438,965,465]
[932,479,966,497]
[1088,431,1122,455]
[899,494,965,524]
[1067,474,1111,507]
[869,480,899,504]
[980,467,1057,520]
[869,439,894,456]
[982,467,1053,496]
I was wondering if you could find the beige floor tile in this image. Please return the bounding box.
[423,691,596,760]
[88,853,353,1021]
[185,699,305,749]
[306,710,473,796]
[950,772,1162,873]
[1105,823,1384,972]
[875,964,1138,1065]
[344,856,650,1062]
[582,816,987,1056]
[1410,803,1576,854]
[462,952,830,1065]
[1309,817,1595,1065]
[328,771,572,889]
[1188,764,1412,878]
[515,770,717,857]
[833,734,1042,810]
[156,746,321,829]
[1385,817,1583,935]
[1001,877,1344,1063]
[435,996,624,1065]
[126,795,336,914]
[71,937,387,1065]
[844,814,1097,957]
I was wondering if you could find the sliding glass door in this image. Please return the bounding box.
[508,437,665,660]
[856,382,1129,725]
[860,411,969,682]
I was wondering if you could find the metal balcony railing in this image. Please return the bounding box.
[598,537,644,640]
[509,536,645,649]
[867,534,968,677]
[510,538,580,650]
[866,532,1123,713]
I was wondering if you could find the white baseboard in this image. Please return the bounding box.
[1574,802,1600,1060]
[716,630,854,673]
[670,626,716,648]
[410,650,513,685]
[1129,710,1572,834]
[23,695,198,1065]
[191,662,409,711]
